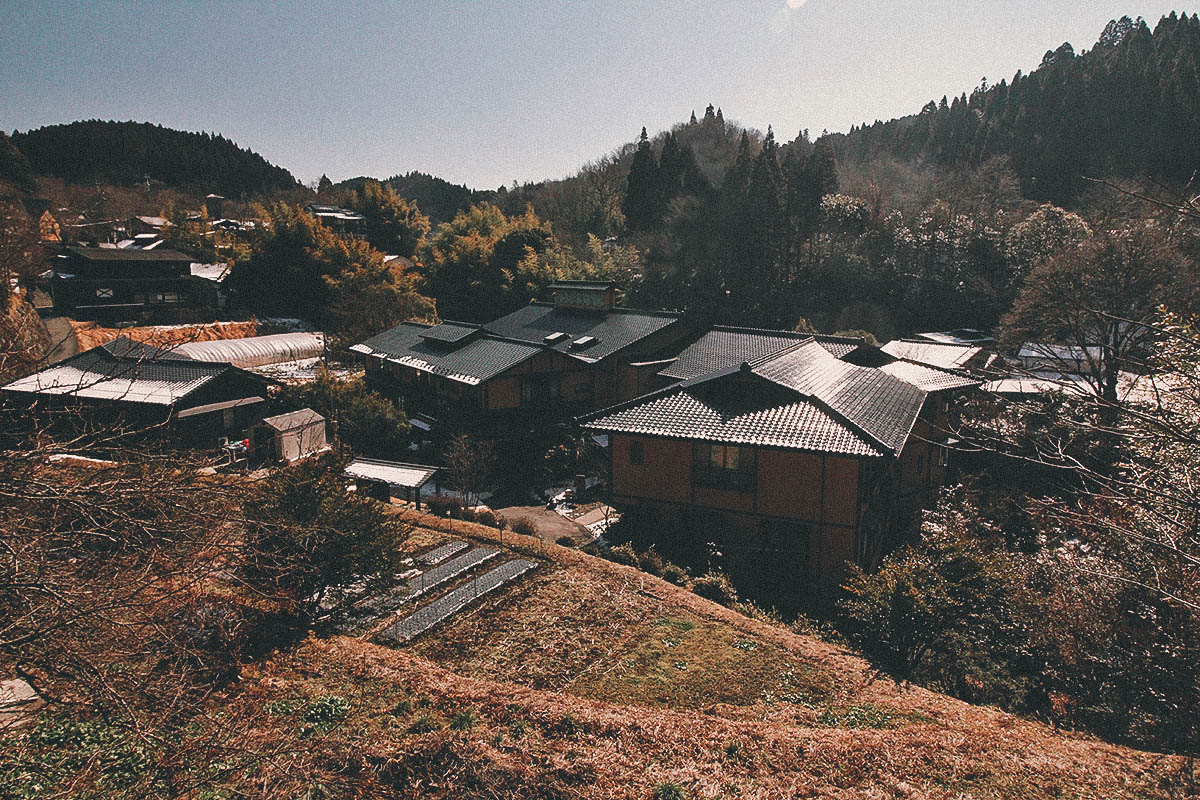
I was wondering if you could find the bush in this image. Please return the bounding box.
[425,494,463,518]
[474,509,500,528]
[508,516,536,537]
[555,535,575,547]
[407,714,439,734]
[637,548,664,576]
[458,507,478,523]
[607,542,638,566]
[661,563,689,586]
[692,571,738,606]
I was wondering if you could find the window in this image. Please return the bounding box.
[629,439,644,466]
[520,376,561,406]
[692,442,756,491]
[95,287,114,299]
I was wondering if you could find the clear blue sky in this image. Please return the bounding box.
[0,1,1188,189]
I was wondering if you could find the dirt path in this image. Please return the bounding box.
[495,505,590,545]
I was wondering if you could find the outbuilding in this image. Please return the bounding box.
[253,408,327,462]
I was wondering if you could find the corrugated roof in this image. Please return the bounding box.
[581,384,882,457]
[881,339,982,370]
[351,323,542,385]
[260,408,324,430]
[1,348,229,405]
[879,360,980,392]
[344,458,439,489]
[171,333,324,368]
[483,303,681,363]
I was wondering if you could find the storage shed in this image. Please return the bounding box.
[253,408,327,462]
[343,458,440,507]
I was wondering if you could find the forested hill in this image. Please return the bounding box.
[10,120,299,197]
[830,12,1200,205]
[338,170,490,226]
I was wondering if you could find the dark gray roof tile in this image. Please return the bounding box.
[483,303,681,362]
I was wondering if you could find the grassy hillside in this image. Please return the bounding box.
[204,510,1187,799]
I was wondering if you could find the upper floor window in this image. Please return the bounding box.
[692,442,756,492]
[629,439,644,466]
[520,376,561,407]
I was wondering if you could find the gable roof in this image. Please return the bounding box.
[878,359,980,393]
[1,340,236,406]
[260,408,324,431]
[658,326,873,382]
[350,322,545,385]
[880,339,983,371]
[482,303,681,363]
[583,340,928,457]
[65,246,193,263]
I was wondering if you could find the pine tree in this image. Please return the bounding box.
[622,127,659,232]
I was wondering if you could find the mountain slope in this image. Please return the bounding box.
[11,120,298,196]
[831,12,1200,204]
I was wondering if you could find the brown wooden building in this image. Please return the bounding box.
[352,281,689,434]
[580,338,978,605]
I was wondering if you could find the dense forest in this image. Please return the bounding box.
[10,120,299,197]
[833,13,1200,205]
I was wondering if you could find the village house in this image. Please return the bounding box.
[579,336,978,605]
[352,281,690,433]
[48,246,217,320]
[880,338,995,373]
[304,204,367,236]
[0,336,273,445]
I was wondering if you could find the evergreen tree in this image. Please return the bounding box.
[622,127,659,231]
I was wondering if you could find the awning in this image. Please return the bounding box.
[174,396,265,419]
[343,458,439,490]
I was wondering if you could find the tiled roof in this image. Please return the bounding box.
[659,327,868,381]
[880,339,982,370]
[260,408,325,430]
[483,303,681,362]
[66,246,193,262]
[581,383,882,457]
[879,360,980,392]
[750,342,925,454]
[659,327,809,381]
[417,321,482,345]
[351,323,542,385]
[584,340,928,457]
[1,345,232,406]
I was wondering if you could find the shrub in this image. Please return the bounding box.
[458,507,479,523]
[607,542,638,566]
[692,571,738,606]
[637,548,664,576]
[653,782,688,800]
[508,516,537,537]
[556,535,575,547]
[425,494,464,518]
[661,563,688,585]
[474,509,500,528]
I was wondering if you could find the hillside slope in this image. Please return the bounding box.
[11,120,298,197]
[219,510,1189,799]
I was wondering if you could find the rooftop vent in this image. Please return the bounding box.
[569,335,599,350]
[543,331,568,344]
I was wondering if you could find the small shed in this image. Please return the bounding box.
[254,408,327,462]
[343,457,439,507]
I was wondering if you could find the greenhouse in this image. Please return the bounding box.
[171,332,324,368]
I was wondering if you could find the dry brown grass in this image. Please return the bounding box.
[68,319,260,351]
